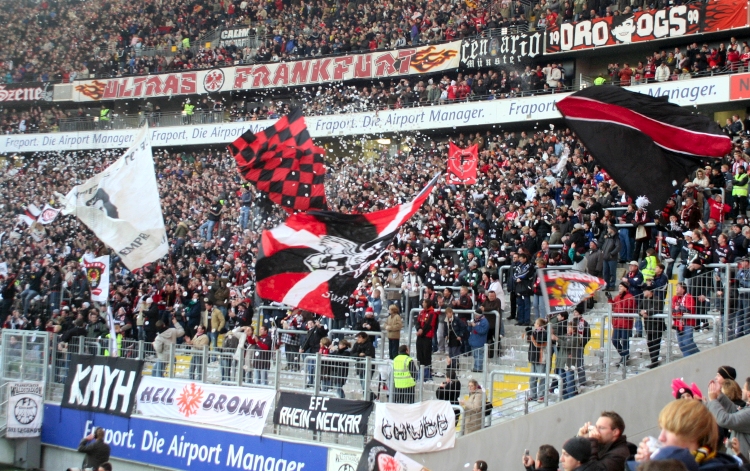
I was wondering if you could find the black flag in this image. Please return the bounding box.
[556,86,732,210]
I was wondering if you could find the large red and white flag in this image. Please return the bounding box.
[256,175,439,318]
[446,142,477,185]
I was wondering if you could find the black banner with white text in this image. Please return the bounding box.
[273,392,373,435]
[61,355,144,417]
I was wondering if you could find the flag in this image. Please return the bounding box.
[37,204,61,225]
[357,439,430,471]
[60,128,168,271]
[256,174,439,318]
[228,108,327,214]
[18,204,40,227]
[556,86,732,210]
[539,268,606,316]
[82,254,110,303]
[446,143,478,185]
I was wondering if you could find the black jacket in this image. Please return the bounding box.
[78,438,111,470]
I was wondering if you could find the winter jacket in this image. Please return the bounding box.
[707,394,750,459]
[599,233,622,261]
[153,324,186,361]
[384,313,403,339]
[468,316,489,348]
[610,292,637,329]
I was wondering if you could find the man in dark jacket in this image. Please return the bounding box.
[577,411,631,471]
[638,289,665,369]
[350,331,376,400]
[78,427,110,470]
[599,225,621,291]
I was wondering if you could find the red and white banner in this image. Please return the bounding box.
[82,254,110,303]
[546,0,748,53]
[446,142,478,185]
[37,204,61,225]
[71,42,460,101]
[136,377,275,435]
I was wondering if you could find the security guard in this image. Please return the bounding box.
[100,105,111,129]
[733,165,749,218]
[641,248,658,281]
[183,99,195,124]
[182,36,190,50]
[104,324,123,357]
[392,345,417,404]
[593,74,607,86]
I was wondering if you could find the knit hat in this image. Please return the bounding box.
[718,365,737,381]
[365,307,374,315]
[563,437,591,463]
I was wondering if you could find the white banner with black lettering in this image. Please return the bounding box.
[59,127,168,270]
[373,400,455,454]
[136,376,275,435]
[6,382,44,438]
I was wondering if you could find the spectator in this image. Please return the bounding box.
[468,310,490,372]
[706,373,750,460]
[560,437,596,471]
[672,282,699,357]
[415,299,437,381]
[607,282,637,367]
[577,411,631,471]
[384,304,403,360]
[78,428,110,471]
[460,379,485,434]
[185,324,208,380]
[153,317,185,378]
[526,318,549,402]
[350,331,376,400]
[632,400,740,470]
[522,444,560,471]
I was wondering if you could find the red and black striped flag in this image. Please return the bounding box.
[228,108,327,214]
[556,86,732,210]
[256,174,439,319]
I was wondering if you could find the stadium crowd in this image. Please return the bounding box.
[519,365,750,470]
[1,0,749,83]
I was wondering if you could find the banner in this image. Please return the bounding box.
[2,73,731,153]
[60,128,169,270]
[373,400,455,454]
[42,403,328,471]
[328,448,362,471]
[356,439,430,471]
[70,42,460,101]
[61,355,144,417]
[0,82,53,102]
[136,376,275,435]
[37,204,61,225]
[6,382,44,438]
[273,392,373,435]
[446,142,477,185]
[82,254,110,303]
[460,32,543,68]
[546,0,748,53]
[539,268,606,315]
[219,26,254,47]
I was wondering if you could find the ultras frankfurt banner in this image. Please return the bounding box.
[545,0,748,53]
[71,41,460,102]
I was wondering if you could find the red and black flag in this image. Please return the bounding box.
[256,174,439,319]
[539,268,606,316]
[446,142,478,185]
[228,108,327,213]
[556,86,732,210]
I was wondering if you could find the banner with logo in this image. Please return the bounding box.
[61,355,144,417]
[42,403,328,471]
[6,381,44,438]
[136,376,275,435]
[82,254,110,303]
[373,400,455,454]
[219,26,255,47]
[446,142,477,185]
[539,268,606,315]
[546,0,747,53]
[328,448,362,471]
[37,204,61,225]
[71,42,460,102]
[356,439,430,471]
[60,128,169,271]
[0,82,53,102]
[273,392,373,435]
[460,32,543,68]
